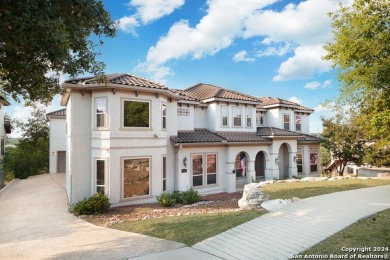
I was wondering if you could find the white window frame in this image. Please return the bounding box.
[310,147,318,173]
[162,103,167,130]
[256,113,265,127]
[297,147,303,175]
[221,105,229,127]
[191,153,218,188]
[162,156,167,192]
[296,115,302,132]
[283,114,290,130]
[232,107,242,127]
[95,158,107,194]
[95,97,108,129]
[121,98,151,130]
[246,108,252,127]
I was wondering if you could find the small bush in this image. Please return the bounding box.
[171,191,183,203]
[156,192,176,207]
[72,193,110,215]
[181,188,202,205]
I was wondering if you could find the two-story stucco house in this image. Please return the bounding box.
[52,73,321,206]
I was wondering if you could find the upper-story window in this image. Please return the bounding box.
[246,108,252,127]
[221,106,228,127]
[162,103,167,130]
[123,100,150,128]
[283,114,290,130]
[256,113,264,127]
[233,107,242,127]
[95,97,107,128]
[295,115,301,131]
[177,108,190,116]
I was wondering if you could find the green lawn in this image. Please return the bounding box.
[111,210,265,246]
[262,179,390,200]
[300,209,390,257]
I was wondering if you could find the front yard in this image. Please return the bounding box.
[82,178,390,246]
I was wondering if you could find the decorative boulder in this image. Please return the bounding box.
[238,183,269,210]
[261,199,291,212]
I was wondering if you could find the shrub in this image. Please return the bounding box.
[72,193,110,215]
[171,191,183,203]
[156,192,176,207]
[181,188,202,205]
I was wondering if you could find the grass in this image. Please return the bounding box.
[111,210,265,246]
[300,209,390,257]
[262,179,390,200]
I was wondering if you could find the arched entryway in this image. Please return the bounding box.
[278,143,290,180]
[235,151,249,189]
[255,151,266,181]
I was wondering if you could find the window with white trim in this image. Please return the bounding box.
[296,115,302,131]
[297,147,303,175]
[283,114,290,130]
[256,113,264,126]
[96,159,105,194]
[162,103,167,130]
[310,148,318,173]
[233,107,242,127]
[192,153,217,187]
[246,108,252,127]
[95,98,107,128]
[123,157,150,198]
[123,100,150,128]
[221,106,228,126]
[162,156,166,191]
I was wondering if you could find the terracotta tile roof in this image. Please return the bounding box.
[184,83,260,103]
[297,133,323,143]
[257,97,314,112]
[0,96,10,106]
[46,108,66,117]
[170,89,200,102]
[171,129,225,144]
[216,132,271,143]
[256,127,302,137]
[64,73,168,90]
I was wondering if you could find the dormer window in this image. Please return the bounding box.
[233,107,242,127]
[95,98,107,129]
[283,114,290,130]
[221,106,228,127]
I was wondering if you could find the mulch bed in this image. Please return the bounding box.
[82,191,243,227]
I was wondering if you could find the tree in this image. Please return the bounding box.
[322,113,365,176]
[0,0,116,103]
[324,0,390,166]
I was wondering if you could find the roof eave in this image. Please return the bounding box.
[202,97,260,105]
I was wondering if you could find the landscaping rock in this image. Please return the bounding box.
[301,177,329,182]
[261,199,291,212]
[238,183,269,210]
[377,172,390,178]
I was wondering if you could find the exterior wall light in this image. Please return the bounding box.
[275,157,280,165]
[293,156,297,163]
[183,157,188,168]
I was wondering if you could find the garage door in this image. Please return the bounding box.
[57,151,66,173]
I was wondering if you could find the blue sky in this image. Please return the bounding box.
[7,0,352,137]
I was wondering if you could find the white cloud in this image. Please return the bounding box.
[273,45,332,81]
[314,103,333,112]
[117,0,185,34]
[304,81,321,90]
[322,79,332,88]
[257,42,293,57]
[233,50,255,63]
[141,0,278,79]
[288,96,302,105]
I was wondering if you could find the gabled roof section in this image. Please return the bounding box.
[64,73,168,90]
[184,83,260,104]
[257,97,314,112]
[170,89,200,102]
[46,108,66,119]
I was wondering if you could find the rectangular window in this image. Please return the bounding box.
[123,158,150,198]
[246,108,252,127]
[310,148,318,173]
[162,104,167,130]
[297,147,303,174]
[192,155,203,187]
[123,100,150,128]
[283,114,290,130]
[233,107,242,127]
[177,108,190,116]
[296,115,302,131]
[162,156,166,191]
[221,106,228,126]
[96,159,105,194]
[207,154,217,185]
[95,98,107,128]
[256,113,264,126]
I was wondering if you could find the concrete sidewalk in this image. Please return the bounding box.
[192,185,390,260]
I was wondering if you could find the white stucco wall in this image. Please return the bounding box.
[49,117,67,174]
[194,107,207,129]
[177,105,195,131]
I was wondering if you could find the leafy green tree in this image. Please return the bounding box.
[322,114,365,176]
[0,0,116,103]
[324,0,390,166]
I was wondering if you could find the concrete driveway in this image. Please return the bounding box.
[0,174,186,260]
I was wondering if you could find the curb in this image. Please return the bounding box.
[0,178,16,196]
